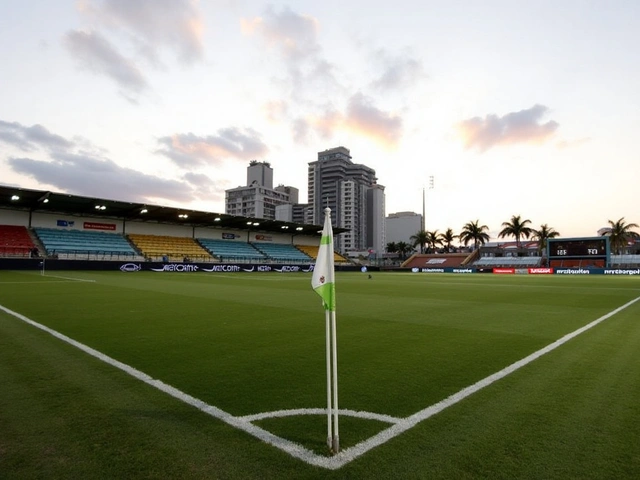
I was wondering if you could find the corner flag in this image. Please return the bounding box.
[311,207,340,453]
[311,208,336,311]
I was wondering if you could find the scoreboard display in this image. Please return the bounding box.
[547,237,609,258]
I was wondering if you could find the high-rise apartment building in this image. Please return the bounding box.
[308,146,384,252]
[385,211,422,247]
[225,161,294,219]
[366,184,386,254]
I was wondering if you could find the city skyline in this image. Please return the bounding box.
[1,1,639,240]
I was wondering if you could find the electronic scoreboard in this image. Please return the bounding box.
[547,237,609,261]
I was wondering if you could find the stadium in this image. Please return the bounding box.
[1,182,640,478]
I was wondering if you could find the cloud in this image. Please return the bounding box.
[305,94,402,148]
[371,50,425,92]
[64,29,149,97]
[344,93,403,148]
[79,0,204,65]
[65,0,204,99]
[8,154,193,204]
[156,128,269,168]
[0,120,75,151]
[241,6,319,62]
[291,117,311,144]
[241,6,338,97]
[0,119,219,206]
[457,104,559,152]
[556,137,591,149]
[182,172,227,203]
[263,100,289,123]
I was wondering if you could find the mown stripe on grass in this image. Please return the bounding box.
[2,294,639,470]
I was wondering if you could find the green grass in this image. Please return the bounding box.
[1,270,639,478]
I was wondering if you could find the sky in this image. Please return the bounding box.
[1,0,639,240]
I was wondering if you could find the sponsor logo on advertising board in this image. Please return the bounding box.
[274,265,301,272]
[84,222,116,231]
[222,233,238,240]
[151,264,199,272]
[452,268,473,274]
[421,268,445,273]
[202,265,241,272]
[555,268,590,275]
[493,268,515,274]
[529,268,554,274]
[120,263,141,272]
[255,234,273,241]
[411,267,419,273]
[426,259,447,264]
[57,220,75,227]
[603,269,640,275]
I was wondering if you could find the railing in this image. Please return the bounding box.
[0,246,34,257]
[49,250,145,262]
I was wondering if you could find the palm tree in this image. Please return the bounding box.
[386,242,398,254]
[531,224,560,256]
[606,217,639,254]
[395,241,412,260]
[410,230,429,254]
[425,230,444,252]
[459,220,490,250]
[498,215,533,249]
[441,228,457,252]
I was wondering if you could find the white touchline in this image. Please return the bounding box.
[1,294,639,470]
[41,274,96,283]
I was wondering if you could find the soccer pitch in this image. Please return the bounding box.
[1,270,639,479]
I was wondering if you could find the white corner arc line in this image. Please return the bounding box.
[239,408,401,424]
[2,295,639,470]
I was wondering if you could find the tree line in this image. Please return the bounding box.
[386,216,639,259]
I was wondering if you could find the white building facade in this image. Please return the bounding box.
[225,161,296,220]
[385,211,422,248]
[308,146,384,253]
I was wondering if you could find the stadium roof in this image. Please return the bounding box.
[0,184,345,237]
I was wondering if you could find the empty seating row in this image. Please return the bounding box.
[198,238,266,261]
[252,242,312,262]
[35,227,138,256]
[473,256,542,267]
[128,233,212,261]
[296,244,350,264]
[0,224,36,257]
[610,254,640,266]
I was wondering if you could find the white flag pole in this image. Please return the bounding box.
[330,309,339,452]
[325,308,333,449]
[311,207,339,453]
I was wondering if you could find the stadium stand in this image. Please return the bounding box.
[197,238,267,262]
[473,256,542,267]
[127,234,212,262]
[0,224,36,257]
[295,244,350,264]
[34,228,140,260]
[402,253,471,269]
[196,238,267,262]
[549,258,605,268]
[610,254,640,267]
[252,242,312,263]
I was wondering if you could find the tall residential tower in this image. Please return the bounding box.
[308,146,385,252]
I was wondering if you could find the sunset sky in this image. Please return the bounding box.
[1,0,639,239]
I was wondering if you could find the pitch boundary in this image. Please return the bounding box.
[1,295,639,469]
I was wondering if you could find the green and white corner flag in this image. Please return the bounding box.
[312,207,336,311]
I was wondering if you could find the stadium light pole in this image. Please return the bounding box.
[422,175,434,233]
